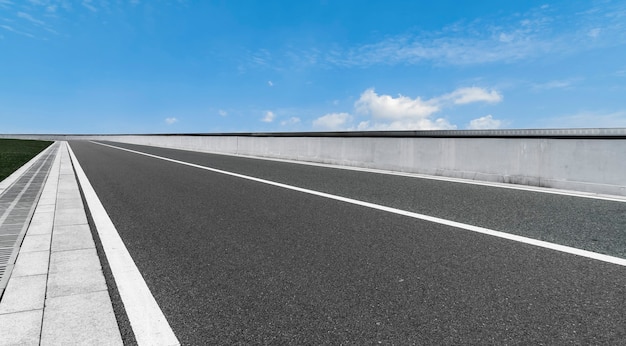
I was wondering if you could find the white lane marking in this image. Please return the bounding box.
[97,141,626,203]
[91,141,626,267]
[67,143,180,346]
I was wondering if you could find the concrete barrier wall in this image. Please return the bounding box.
[2,131,625,196]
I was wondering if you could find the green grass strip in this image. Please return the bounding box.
[0,139,53,182]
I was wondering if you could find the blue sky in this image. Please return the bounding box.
[1,0,625,134]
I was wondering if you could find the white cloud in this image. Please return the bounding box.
[355,88,439,120]
[467,115,503,129]
[314,86,502,131]
[262,111,275,123]
[267,80,273,87]
[280,117,300,126]
[164,117,178,125]
[218,109,227,117]
[440,87,503,104]
[313,112,352,130]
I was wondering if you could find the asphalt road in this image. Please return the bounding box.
[70,140,626,345]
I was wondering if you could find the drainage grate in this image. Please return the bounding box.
[0,143,59,299]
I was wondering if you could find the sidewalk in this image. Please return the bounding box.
[0,142,122,345]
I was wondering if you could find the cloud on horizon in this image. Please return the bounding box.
[468,115,503,130]
[314,87,504,131]
[313,112,352,130]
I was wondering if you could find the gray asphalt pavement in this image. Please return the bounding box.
[69,140,626,345]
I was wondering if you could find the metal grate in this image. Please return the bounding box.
[0,143,58,300]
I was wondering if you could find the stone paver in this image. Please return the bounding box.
[25,212,54,235]
[46,269,107,298]
[53,208,89,226]
[51,224,94,252]
[19,233,51,253]
[0,274,47,314]
[41,291,122,346]
[11,251,49,277]
[0,309,43,346]
[48,248,100,273]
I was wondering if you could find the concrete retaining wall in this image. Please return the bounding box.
[2,130,625,197]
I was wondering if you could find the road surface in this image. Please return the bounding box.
[69,140,626,345]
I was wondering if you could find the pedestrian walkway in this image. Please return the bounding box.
[0,142,122,345]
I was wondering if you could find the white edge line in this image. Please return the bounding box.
[67,142,180,346]
[97,141,626,203]
[92,141,626,268]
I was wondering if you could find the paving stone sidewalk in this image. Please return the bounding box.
[0,142,122,345]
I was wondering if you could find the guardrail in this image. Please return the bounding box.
[2,129,625,197]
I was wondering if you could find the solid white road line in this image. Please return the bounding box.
[91,141,626,268]
[67,143,180,346]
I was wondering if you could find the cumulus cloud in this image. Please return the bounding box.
[165,117,178,125]
[313,86,503,131]
[467,115,503,129]
[262,111,275,123]
[355,88,440,120]
[352,88,455,130]
[218,109,227,117]
[313,112,352,130]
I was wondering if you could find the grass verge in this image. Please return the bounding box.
[0,139,53,182]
